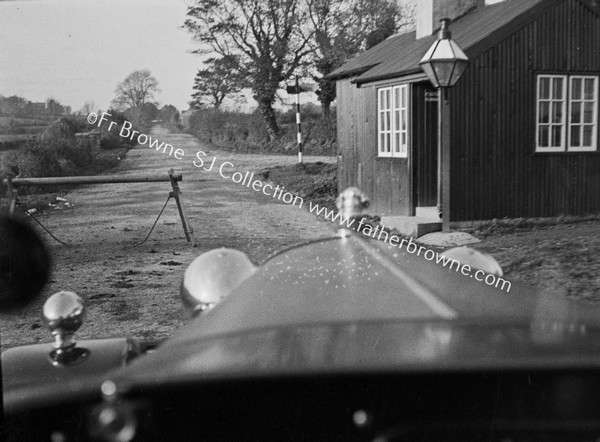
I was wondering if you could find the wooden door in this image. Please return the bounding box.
[412,83,438,209]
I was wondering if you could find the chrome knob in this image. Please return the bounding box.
[42,291,87,363]
[336,187,370,220]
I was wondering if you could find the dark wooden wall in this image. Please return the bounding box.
[336,79,411,216]
[450,0,600,221]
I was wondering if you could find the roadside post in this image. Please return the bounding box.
[295,76,303,164]
[168,168,196,246]
[286,76,315,165]
[419,18,469,232]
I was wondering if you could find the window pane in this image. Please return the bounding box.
[551,125,562,147]
[571,102,581,123]
[539,102,549,123]
[552,102,562,123]
[553,77,563,99]
[402,110,407,131]
[572,78,582,100]
[583,102,594,123]
[584,78,595,100]
[539,77,550,99]
[395,133,400,152]
[571,125,581,147]
[385,89,391,108]
[394,88,400,109]
[385,134,391,152]
[401,86,407,105]
[402,132,407,146]
[380,134,385,151]
[539,126,549,147]
[583,125,593,146]
[385,111,390,131]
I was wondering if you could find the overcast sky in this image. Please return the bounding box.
[0,0,202,112]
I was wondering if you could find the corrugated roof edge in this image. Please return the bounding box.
[325,64,379,81]
[326,29,415,80]
[353,0,557,85]
[351,67,425,85]
[329,0,582,84]
[326,5,483,81]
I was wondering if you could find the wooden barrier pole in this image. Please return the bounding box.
[3,173,182,187]
[2,170,197,246]
[168,169,197,246]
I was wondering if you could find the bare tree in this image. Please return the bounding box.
[184,0,313,140]
[111,69,160,111]
[191,56,247,110]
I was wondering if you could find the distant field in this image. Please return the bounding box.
[0,125,44,134]
[0,116,51,127]
[0,116,49,143]
[0,134,35,141]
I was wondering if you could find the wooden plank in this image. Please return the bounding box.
[4,173,183,187]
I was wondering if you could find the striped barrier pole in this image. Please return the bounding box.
[295,75,303,164]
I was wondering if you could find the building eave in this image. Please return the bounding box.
[326,65,379,81]
[352,68,428,86]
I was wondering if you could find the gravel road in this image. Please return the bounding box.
[0,127,337,348]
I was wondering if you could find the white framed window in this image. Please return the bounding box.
[536,75,566,151]
[378,88,392,156]
[536,74,598,152]
[378,84,408,157]
[569,76,598,152]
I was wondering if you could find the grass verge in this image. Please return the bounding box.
[258,162,338,212]
[1,117,134,215]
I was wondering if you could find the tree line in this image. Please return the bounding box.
[185,0,415,140]
[0,96,69,119]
